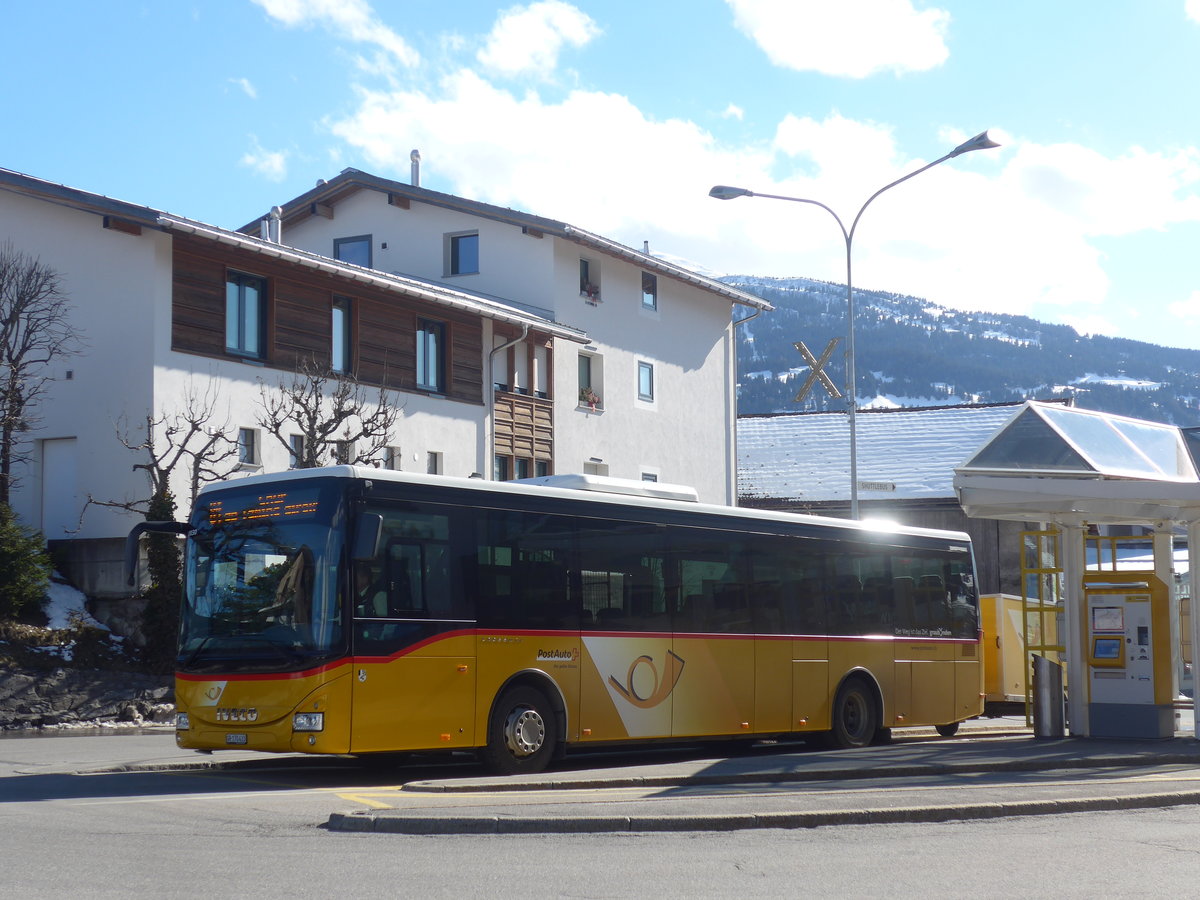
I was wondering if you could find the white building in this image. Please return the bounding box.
[0,166,770,596]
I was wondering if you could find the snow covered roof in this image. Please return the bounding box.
[738,402,1028,504]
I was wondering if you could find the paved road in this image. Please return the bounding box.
[9,716,1200,836]
[10,721,1200,898]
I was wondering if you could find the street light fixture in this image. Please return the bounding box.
[710,131,1000,519]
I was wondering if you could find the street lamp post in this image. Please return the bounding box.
[710,131,1000,519]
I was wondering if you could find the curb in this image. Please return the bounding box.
[400,748,1200,794]
[327,789,1200,835]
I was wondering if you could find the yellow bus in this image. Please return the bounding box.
[129,467,983,774]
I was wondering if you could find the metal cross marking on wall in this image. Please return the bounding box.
[793,338,843,402]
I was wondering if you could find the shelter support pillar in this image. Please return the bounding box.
[1190,521,1200,739]
[1152,524,1181,699]
[1059,521,1089,736]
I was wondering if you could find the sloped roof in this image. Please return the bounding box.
[242,168,772,311]
[738,403,1031,504]
[0,167,585,343]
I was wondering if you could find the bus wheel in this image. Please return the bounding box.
[828,678,878,749]
[935,722,960,737]
[482,686,557,775]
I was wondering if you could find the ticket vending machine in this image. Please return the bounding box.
[1083,573,1173,739]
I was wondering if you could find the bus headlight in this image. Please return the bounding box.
[175,712,190,731]
[293,712,325,732]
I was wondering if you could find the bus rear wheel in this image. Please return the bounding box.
[935,722,960,737]
[482,685,558,775]
[827,677,878,749]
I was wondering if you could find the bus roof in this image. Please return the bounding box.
[198,466,972,544]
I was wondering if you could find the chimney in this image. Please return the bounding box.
[269,206,282,243]
[410,149,421,187]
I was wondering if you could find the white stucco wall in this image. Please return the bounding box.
[151,358,485,511]
[270,186,740,504]
[548,239,736,503]
[279,189,559,312]
[0,190,166,540]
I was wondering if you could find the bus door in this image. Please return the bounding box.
[891,559,955,726]
[577,522,675,742]
[669,531,756,739]
[350,507,476,753]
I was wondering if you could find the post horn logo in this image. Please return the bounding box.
[608,650,686,709]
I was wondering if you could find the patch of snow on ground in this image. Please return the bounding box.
[1073,373,1163,390]
[45,576,107,631]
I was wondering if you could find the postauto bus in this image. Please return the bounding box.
[127,467,982,773]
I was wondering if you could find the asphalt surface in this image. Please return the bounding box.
[50,712,1200,835]
[329,715,1200,834]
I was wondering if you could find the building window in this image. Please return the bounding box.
[578,352,602,408]
[638,361,655,402]
[225,272,266,358]
[288,434,305,469]
[385,446,402,470]
[331,297,351,373]
[642,472,659,482]
[493,455,510,481]
[333,440,353,465]
[446,232,479,275]
[237,428,259,467]
[427,451,442,475]
[536,460,550,477]
[580,258,600,303]
[417,318,446,392]
[334,235,372,268]
[641,272,658,310]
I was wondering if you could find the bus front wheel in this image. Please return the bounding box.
[482,685,558,775]
[827,678,878,749]
[935,722,960,737]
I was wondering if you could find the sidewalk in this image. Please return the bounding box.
[329,715,1200,834]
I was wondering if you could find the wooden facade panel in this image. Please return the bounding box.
[494,392,553,463]
[169,234,484,406]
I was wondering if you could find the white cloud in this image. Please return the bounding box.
[1170,290,1200,320]
[725,0,950,78]
[722,103,745,121]
[1188,0,1200,23]
[476,1,600,78]
[327,63,1200,334]
[252,0,419,69]
[330,71,744,235]
[240,137,288,182]
[229,77,257,99]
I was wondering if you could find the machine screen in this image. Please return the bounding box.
[1093,636,1122,660]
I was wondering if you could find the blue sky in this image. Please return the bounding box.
[6,1,1200,349]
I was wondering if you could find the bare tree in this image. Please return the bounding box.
[83,382,240,673]
[85,381,241,520]
[0,243,81,505]
[257,357,404,468]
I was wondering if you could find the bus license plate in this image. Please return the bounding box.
[225,734,248,745]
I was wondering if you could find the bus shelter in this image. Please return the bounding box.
[953,401,1200,738]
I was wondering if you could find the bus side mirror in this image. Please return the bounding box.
[125,521,193,586]
[353,513,384,561]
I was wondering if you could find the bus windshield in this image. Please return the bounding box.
[182,479,346,672]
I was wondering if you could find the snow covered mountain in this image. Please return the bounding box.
[726,275,1200,426]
